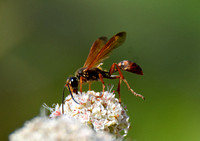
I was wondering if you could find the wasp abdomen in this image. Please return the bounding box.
[118,60,143,75]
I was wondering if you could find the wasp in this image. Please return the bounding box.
[62,32,144,113]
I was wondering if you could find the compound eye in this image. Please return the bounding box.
[70,77,78,88]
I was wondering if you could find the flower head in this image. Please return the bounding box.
[9,116,115,141]
[49,91,130,139]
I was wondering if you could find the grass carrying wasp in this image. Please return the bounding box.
[62,32,144,113]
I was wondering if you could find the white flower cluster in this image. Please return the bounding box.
[9,116,115,141]
[48,91,130,139]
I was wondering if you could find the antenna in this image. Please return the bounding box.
[62,84,79,114]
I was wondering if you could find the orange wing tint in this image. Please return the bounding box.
[85,32,126,70]
[84,37,107,67]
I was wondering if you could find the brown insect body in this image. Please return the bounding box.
[63,32,144,113]
[75,67,109,83]
[76,60,143,84]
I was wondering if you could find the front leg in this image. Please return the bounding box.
[80,76,83,93]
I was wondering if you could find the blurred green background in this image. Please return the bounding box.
[1,0,200,140]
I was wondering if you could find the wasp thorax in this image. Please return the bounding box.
[76,67,89,78]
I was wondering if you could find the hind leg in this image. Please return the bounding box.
[109,63,145,101]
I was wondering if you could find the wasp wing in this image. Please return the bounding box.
[83,37,108,67]
[86,32,126,70]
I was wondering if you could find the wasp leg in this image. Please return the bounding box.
[117,77,122,103]
[106,75,122,103]
[109,62,118,75]
[109,63,145,101]
[122,78,145,100]
[96,73,105,99]
[88,81,91,91]
[80,76,83,93]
